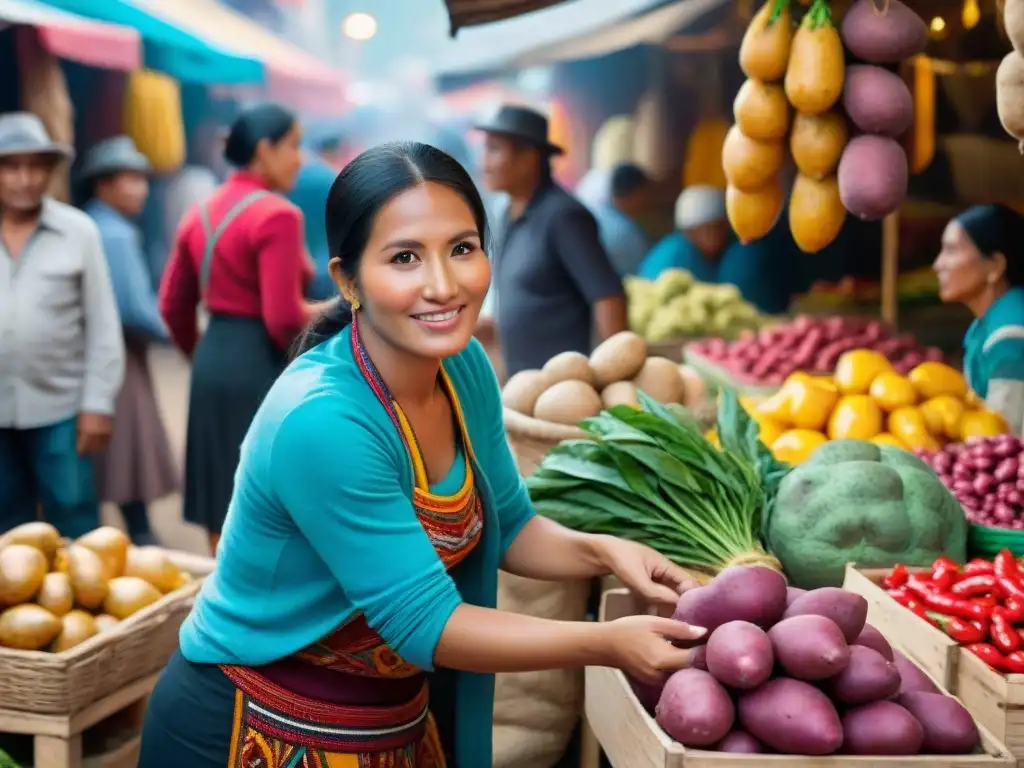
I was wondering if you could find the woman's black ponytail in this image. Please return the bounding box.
[291,299,352,359]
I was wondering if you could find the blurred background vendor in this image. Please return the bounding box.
[934,204,1024,434]
[637,185,795,314]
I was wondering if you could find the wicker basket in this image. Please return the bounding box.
[0,549,213,715]
[503,408,588,477]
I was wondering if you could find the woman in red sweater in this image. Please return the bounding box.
[159,103,324,553]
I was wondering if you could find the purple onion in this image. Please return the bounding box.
[974,474,996,494]
[1007,490,1021,506]
[952,464,973,480]
[995,503,1017,524]
[1014,520,1024,530]
[975,457,995,472]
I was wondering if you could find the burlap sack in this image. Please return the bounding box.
[492,572,589,768]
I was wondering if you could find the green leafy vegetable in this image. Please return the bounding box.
[528,390,782,572]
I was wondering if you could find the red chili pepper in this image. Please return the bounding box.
[964,558,996,576]
[967,643,1008,671]
[951,574,997,598]
[994,550,1024,599]
[882,563,910,590]
[991,609,1023,653]
[888,587,911,607]
[1004,651,1024,674]
[907,601,939,627]
[906,582,990,621]
[908,573,938,591]
[931,613,988,644]
[1005,597,1024,623]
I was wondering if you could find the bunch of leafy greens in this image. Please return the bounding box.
[527,390,789,572]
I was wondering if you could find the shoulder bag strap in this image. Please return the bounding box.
[198,190,271,298]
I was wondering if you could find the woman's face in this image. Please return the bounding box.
[259,123,303,193]
[685,219,730,259]
[342,181,491,362]
[933,220,1000,304]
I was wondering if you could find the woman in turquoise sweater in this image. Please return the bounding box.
[138,142,703,767]
[934,204,1024,435]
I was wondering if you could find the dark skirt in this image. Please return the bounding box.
[183,315,284,534]
[94,338,179,505]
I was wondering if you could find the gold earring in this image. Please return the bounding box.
[350,297,361,311]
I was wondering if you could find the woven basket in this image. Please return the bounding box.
[503,408,589,477]
[0,549,213,715]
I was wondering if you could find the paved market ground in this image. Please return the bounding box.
[102,347,208,555]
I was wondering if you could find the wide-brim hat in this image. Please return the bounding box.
[475,104,564,156]
[0,112,74,161]
[79,135,151,181]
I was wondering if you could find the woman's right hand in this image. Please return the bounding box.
[600,615,706,685]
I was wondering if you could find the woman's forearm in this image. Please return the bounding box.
[434,603,608,673]
[501,516,612,581]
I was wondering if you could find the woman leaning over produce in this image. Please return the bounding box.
[158,103,328,554]
[934,204,1024,435]
[139,142,703,767]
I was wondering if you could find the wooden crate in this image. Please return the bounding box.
[0,672,157,768]
[585,589,1015,768]
[842,564,1024,766]
[842,564,960,691]
[0,549,214,768]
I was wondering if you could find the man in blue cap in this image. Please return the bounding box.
[81,135,178,545]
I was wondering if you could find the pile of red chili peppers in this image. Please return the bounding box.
[882,549,1024,673]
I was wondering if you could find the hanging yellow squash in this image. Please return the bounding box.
[123,69,185,174]
[682,118,730,189]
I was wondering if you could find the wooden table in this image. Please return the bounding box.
[0,673,159,768]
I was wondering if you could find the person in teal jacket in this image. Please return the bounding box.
[934,204,1024,435]
[287,136,341,300]
[638,185,796,314]
[138,142,702,767]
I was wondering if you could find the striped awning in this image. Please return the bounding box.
[126,0,346,113]
[0,0,140,70]
[443,0,571,34]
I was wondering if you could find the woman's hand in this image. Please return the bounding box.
[600,615,706,685]
[596,536,700,606]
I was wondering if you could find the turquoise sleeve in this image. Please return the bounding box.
[466,339,535,557]
[987,337,1024,382]
[269,396,461,670]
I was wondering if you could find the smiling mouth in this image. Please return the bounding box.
[412,307,464,323]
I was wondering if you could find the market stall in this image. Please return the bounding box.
[0,524,214,768]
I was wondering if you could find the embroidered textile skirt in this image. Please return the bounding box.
[94,338,179,505]
[139,652,447,767]
[183,315,284,535]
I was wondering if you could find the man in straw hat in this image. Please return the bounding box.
[476,104,627,377]
[0,112,125,537]
[81,136,178,546]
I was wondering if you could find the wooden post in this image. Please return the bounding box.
[881,212,900,328]
[14,27,74,203]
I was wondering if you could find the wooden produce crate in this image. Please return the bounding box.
[842,564,960,691]
[0,549,214,717]
[843,564,1024,766]
[584,588,1014,768]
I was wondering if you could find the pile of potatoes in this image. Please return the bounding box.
[501,331,707,427]
[728,0,926,253]
[0,523,193,652]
